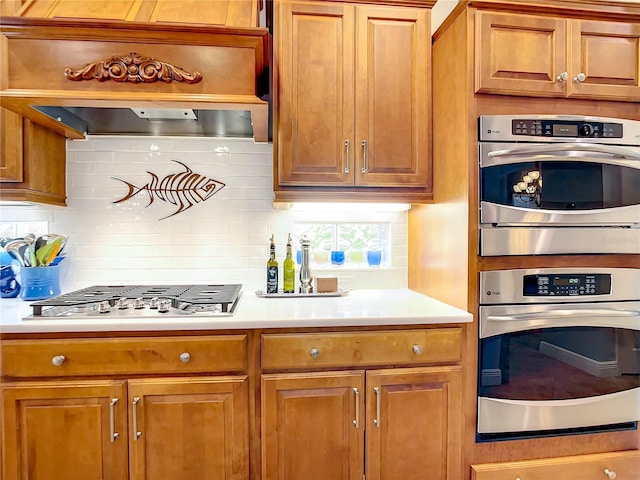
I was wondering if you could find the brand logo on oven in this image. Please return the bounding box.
[487,129,501,134]
[486,290,500,296]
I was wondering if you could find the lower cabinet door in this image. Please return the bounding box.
[261,371,365,480]
[366,366,462,480]
[1,380,129,480]
[127,376,249,480]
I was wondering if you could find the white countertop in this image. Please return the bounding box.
[0,289,472,334]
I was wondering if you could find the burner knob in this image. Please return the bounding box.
[116,297,129,309]
[149,297,159,309]
[158,300,171,313]
[133,297,145,309]
[99,301,111,314]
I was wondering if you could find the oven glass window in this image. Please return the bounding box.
[479,327,640,400]
[481,161,640,210]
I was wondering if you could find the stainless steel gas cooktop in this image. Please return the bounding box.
[26,284,242,319]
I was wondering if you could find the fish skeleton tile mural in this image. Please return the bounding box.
[112,160,225,220]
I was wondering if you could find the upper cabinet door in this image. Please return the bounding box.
[276,1,355,186]
[354,6,430,187]
[475,11,567,97]
[0,107,23,183]
[568,20,640,101]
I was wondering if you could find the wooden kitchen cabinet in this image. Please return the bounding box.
[476,11,640,102]
[0,107,67,206]
[260,327,462,480]
[0,336,250,480]
[261,366,462,480]
[471,450,640,480]
[273,0,433,202]
[2,381,130,480]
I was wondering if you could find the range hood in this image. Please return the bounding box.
[0,16,270,141]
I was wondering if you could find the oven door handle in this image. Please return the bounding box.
[488,309,640,322]
[487,143,640,161]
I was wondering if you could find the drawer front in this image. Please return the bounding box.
[262,328,462,370]
[472,450,640,480]
[1,335,247,378]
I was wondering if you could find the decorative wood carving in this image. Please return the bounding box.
[64,52,203,84]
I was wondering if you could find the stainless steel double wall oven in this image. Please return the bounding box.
[476,115,640,440]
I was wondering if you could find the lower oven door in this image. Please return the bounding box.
[478,301,640,435]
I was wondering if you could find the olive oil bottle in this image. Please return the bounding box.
[283,234,295,293]
[267,234,278,293]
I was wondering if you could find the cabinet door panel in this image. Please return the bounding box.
[261,371,364,480]
[277,2,355,186]
[366,366,462,480]
[355,6,429,187]
[2,381,128,480]
[569,20,640,101]
[128,376,249,480]
[475,12,567,97]
[0,107,23,182]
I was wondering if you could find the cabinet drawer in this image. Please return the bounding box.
[471,450,640,480]
[1,335,247,378]
[262,328,461,370]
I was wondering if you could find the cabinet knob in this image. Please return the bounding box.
[179,352,191,363]
[556,71,568,82]
[51,355,66,367]
[574,72,586,83]
[412,344,424,355]
[604,469,617,479]
[309,348,320,358]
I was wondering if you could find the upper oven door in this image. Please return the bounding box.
[479,143,640,225]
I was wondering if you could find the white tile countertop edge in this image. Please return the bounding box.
[0,289,472,334]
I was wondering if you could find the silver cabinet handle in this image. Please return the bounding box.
[488,309,639,323]
[132,396,142,440]
[344,140,351,173]
[353,387,359,428]
[179,352,191,363]
[604,469,617,479]
[309,348,320,358]
[109,398,119,442]
[412,344,423,355]
[556,71,568,82]
[487,143,640,161]
[373,386,381,427]
[51,355,66,367]
[574,72,586,83]
[361,140,367,173]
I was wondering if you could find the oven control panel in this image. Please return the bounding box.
[523,274,612,296]
[511,119,623,138]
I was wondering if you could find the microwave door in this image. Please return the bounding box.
[479,142,640,226]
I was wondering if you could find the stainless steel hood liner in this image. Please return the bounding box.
[35,106,258,137]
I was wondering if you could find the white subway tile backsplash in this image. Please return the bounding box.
[1,136,408,292]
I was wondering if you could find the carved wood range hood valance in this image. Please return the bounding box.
[0,6,270,141]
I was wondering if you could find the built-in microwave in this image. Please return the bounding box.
[478,115,640,256]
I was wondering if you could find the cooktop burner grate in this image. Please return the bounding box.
[28,284,243,317]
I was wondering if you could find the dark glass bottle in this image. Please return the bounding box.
[267,234,278,294]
